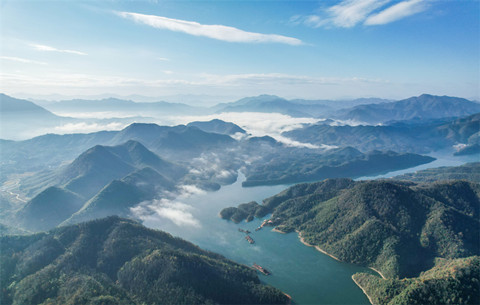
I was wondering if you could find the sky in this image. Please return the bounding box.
[1,0,479,104]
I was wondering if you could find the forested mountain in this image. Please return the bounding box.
[335,94,480,124]
[19,140,185,199]
[221,179,480,279]
[242,147,434,186]
[393,162,480,183]
[353,256,479,305]
[11,141,186,232]
[0,217,289,305]
[221,178,480,303]
[61,167,176,226]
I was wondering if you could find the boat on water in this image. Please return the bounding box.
[245,235,255,244]
[238,228,251,234]
[252,263,270,275]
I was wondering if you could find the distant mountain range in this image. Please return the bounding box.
[335,94,480,124]
[284,112,480,154]
[2,93,479,142]
[187,119,246,135]
[1,216,289,305]
[0,93,73,139]
[44,97,208,115]
[2,119,439,232]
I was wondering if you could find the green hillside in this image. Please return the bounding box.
[353,256,480,305]
[0,216,289,305]
[223,179,480,278]
[394,162,480,183]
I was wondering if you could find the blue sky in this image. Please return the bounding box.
[1,0,479,103]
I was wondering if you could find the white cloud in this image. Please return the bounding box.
[30,43,87,55]
[117,11,303,46]
[327,0,390,28]
[297,0,429,28]
[171,112,323,148]
[0,56,47,65]
[301,0,390,28]
[365,0,428,25]
[132,199,201,228]
[50,122,127,134]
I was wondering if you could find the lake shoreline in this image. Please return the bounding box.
[351,275,374,305]
[273,228,387,280]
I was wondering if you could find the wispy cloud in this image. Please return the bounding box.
[117,11,303,46]
[365,0,429,25]
[131,199,201,228]
[0,56,47,65]
[326,0,390,28]
[295,0,430,28]
[30,43,87,55]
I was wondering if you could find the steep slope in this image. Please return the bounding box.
[222,179,480,279]
[60,144,135,198]
[0,216,288,305]
[0,93,59,118]
[110,123,236,159]
[15,186,85,232]
[0,93,73,139]
[62,167,177,225]
[336,94,480,124]
[20,140,186,199]
[353,256,479,305]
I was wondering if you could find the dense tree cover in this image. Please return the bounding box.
[222,179,480,281]
[353,256,480,305]
[394,162,480,183]
[221,178,480,303]
[219,201,269,223]
[0,216,288,305]
[242,148,434,187]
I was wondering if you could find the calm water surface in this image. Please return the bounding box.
[143,151,478,304]
[143,173,373,304]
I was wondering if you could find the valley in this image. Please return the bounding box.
[1,93,479,305]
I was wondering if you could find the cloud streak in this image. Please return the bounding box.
[365,0,428,25]
[117,11,303,46]
[326,0,390,28]
[0,56,47,65]
[30,43,87,55]
[296,0,429,28]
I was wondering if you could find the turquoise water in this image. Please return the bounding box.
[143,174,373,304]
[143,152,478,304]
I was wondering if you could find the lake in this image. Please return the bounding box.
[142,151,478,304]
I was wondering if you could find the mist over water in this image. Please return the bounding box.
[139,172,374,304]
